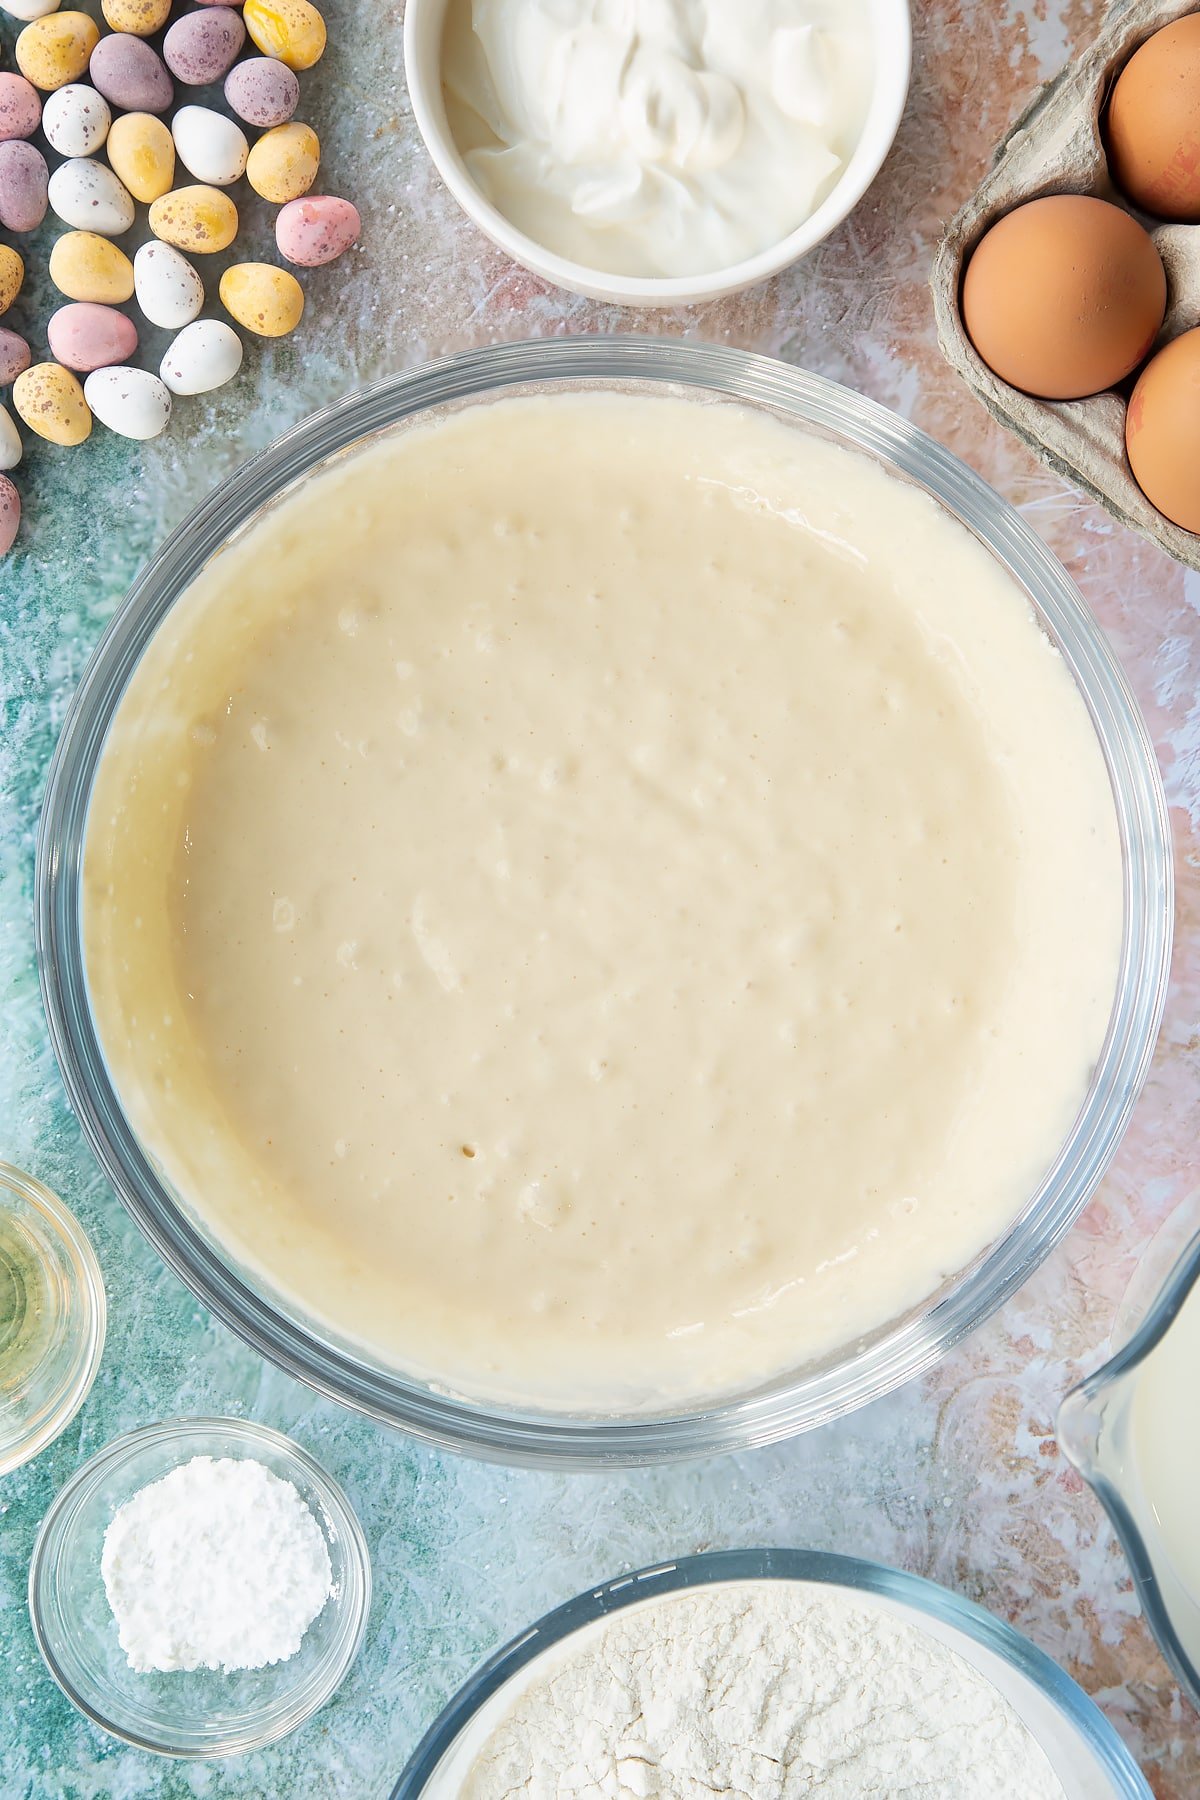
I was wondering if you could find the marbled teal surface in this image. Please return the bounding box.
[2,2,1199,1796]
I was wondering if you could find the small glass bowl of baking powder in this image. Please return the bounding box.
[27,1415,371,1757]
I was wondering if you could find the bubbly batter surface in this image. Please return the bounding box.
[84,394,1122,1410]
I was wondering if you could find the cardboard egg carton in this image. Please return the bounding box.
[932,0,1200,571]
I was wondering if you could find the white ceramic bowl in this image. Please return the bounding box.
[403,0,912,306]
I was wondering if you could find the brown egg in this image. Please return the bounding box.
[961,195,1165,400]
[1107,16,1200,220]
[1126,327,1200,532]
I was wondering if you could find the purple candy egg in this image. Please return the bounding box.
[0,475,19,557]
[276,195,361,267]
[47,302,139,373]
[0,73,41,143]
[223,55,299,128]
[0,140,48,233]
[163,8,246,85]
[90,34,174,115]
[0,327,31,386]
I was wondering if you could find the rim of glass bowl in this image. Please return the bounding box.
[0,1160,106,1477]
[34,337,1173,1468]
[27,1415,372,1758]
[390,1548,1152,1798]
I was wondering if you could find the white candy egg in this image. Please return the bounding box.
[42,85,111,158]
[171,105,249,188]
[0,0,62,19]
[0,402,21,471]
[48,158,135,237]
[133,240,204,329]
[159,317,243,395]
[84,366,172,440]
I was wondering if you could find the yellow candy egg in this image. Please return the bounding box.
[16,12,101,92]
[13,362,92,446]
[149,185,239,254]
[219,261,304,337]
[0,246,23,316]
[101,0,172,34]
[243,0,326,71]
[49,231,135,304]
[107,113,176,205]
[245,122,320,204]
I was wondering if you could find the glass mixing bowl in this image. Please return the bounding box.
[35,338,1172,1466]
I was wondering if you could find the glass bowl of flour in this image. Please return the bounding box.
[390,1549,1151,1799]
[27,1416,371,1757]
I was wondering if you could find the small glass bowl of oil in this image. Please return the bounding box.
[0,1161,106,1475]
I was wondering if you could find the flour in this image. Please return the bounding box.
[100,1454,333,1674]
[460,1583,1067,1798]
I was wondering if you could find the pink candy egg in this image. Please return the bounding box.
[0,139,48,232]
[223,55,298,128]
[0,328,31,385]
[276,195,360,267]
[163,7,245,84]
[47,301,138,372]
[0,475,20,557]
[90,33,174,113]
[0,72,41,142]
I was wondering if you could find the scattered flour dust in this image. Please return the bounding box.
[460,1583,1067,1798]
[101,1454,333,1674]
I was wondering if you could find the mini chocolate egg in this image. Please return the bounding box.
[0,246,24,314]
[90,32,173,113]
[224,55,298,128]
[219,260,303,336]
[245,120,318,203]
[101,0,172,35]
[47,300,138,372]
[1108,17,1200,221]
[0,476,19,557]
[133,239,204,327]
[106,111,175,203]
[0,402,21,471]
[13,360,92,444]
[0,72,42,141]
[42,83,111,157]
[243,0,325,71]
[171,105,248,188]
[84,364,171,439]
[163,6,245,85]
[0,327,31,383]
[159,317,242,394]
[16,13,100,92]
[0,139,48,231]
[49,230,134,303]
[276,194,360,266]
[48,156,135,235]
[0,0,61,20]
[1127,328,1200,532]
[962,195,1165,400]
[149,183,238,253]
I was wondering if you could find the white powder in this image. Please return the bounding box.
[101,1454,333,1674]
[460,1584,1067,1798]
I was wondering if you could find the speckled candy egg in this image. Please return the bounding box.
[0,477,19,557]
[149,183,238,253]
[245,120,318,203]
[101,0,172,35]
[0,246,24,314]
[219,260,303,336]
[0,0,61,21]
[0,403,21,471]
[90,32,173,113]
[16,13,100,92]
[163,6,245,85]
[243,0,325,70]
[0,72,42,141]
[106,111,174,203]
[13,360,92,444]
[84,364,171,439]
[49,230,134,303]
[0,327,31,383]
[276,194,360,266]
[133,239,204,327]
[49,157,135,234]
[47,300,138,372]
[223,55,297,128]
[42,83,110,156]
[0,140,48,231]
[171,105,248,187]
[160,317,242,394]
